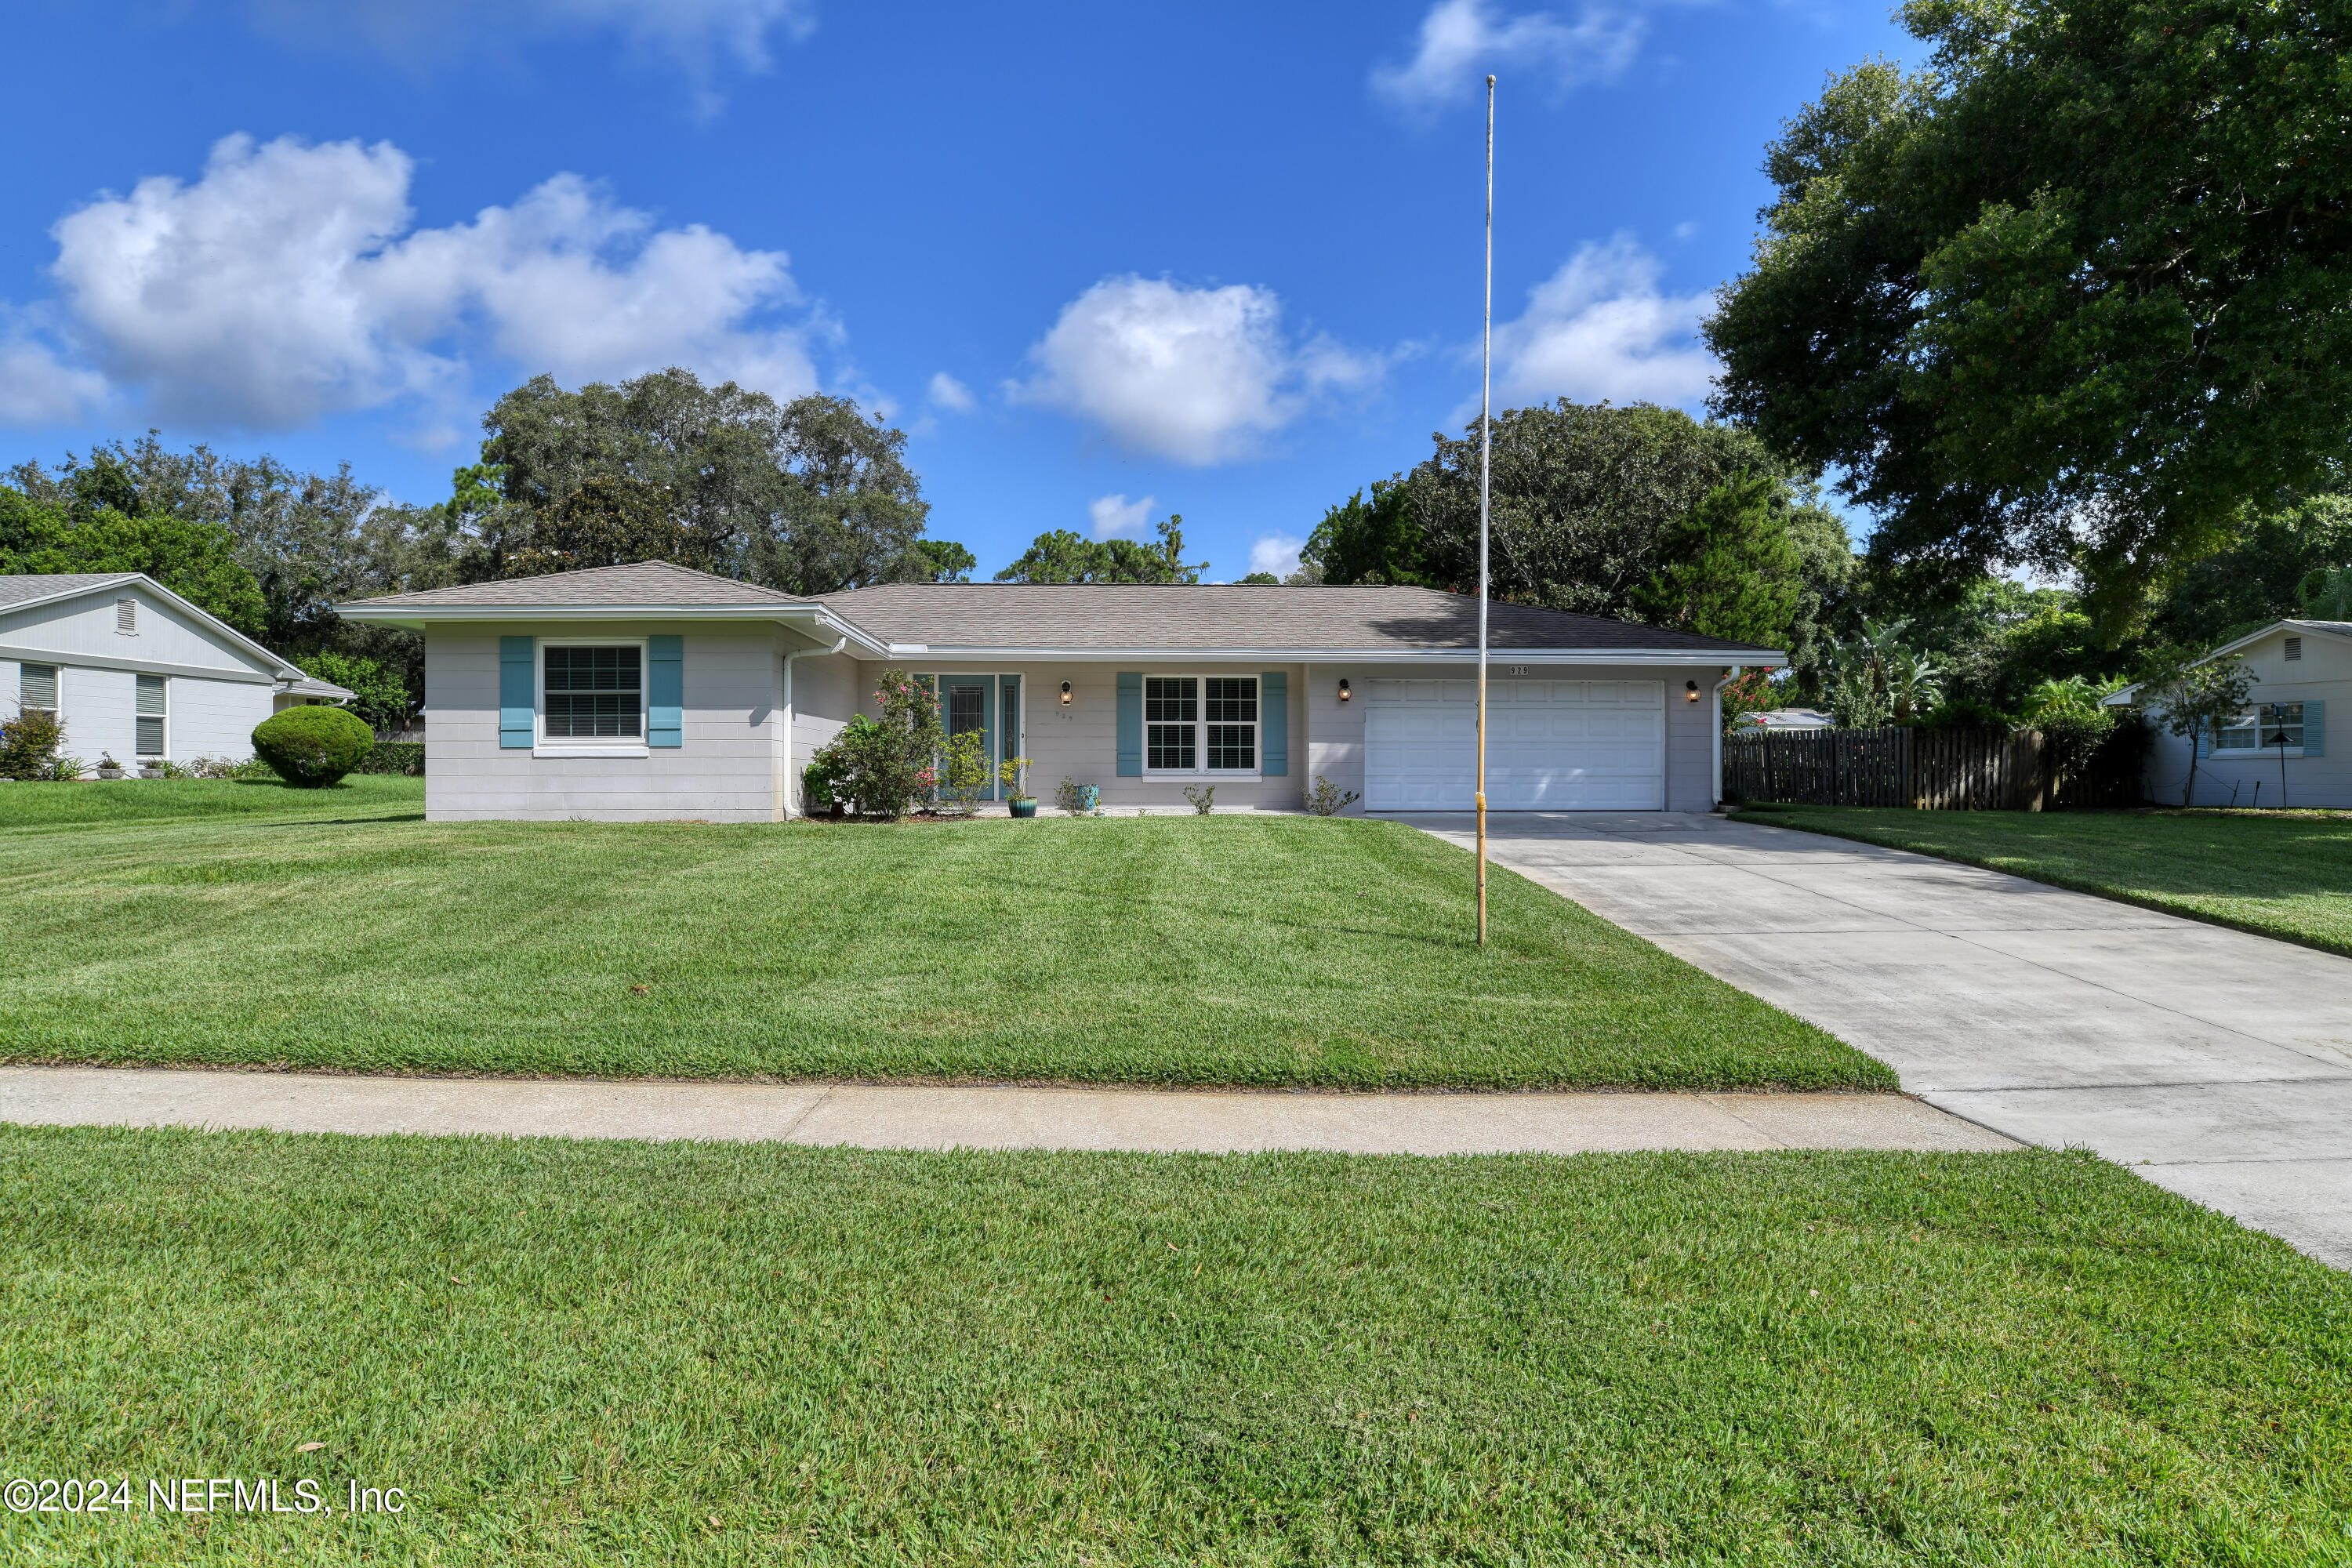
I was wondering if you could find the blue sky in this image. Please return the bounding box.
[0,0,1915,579]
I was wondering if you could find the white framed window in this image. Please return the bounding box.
[135,674,166,757]
[19,662,58,719]
[2216,702,2302,754]
[538,640,647,755]
[1145,674,1258,775]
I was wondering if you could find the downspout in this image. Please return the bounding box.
[1710,665,1740,809]
[783,637,848,819]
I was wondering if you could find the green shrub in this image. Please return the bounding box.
[0,706,64,781]
[249,706,375,788]
[352,741,425,777]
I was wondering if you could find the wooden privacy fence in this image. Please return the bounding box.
[1725,724,2147,811]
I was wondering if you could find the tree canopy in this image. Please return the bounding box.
[1630,470,1803,647]
[1707,0,2352,624]
[0,461,267,637]
[913,539,978,583]
[1305,401,1853,677]
[994,516,1206,584]
[481,369,931,595]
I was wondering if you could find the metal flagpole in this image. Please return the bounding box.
[1477,73,1494,946]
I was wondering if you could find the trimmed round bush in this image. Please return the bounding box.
[249,706,376,788]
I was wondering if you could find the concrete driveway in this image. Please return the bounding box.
[1403,811,2352,1268]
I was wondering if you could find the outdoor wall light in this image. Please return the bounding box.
[1686,681,1701,702]
[1338,678,1352,702]
[1059,681,1073,705]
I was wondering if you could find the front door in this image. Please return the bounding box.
[942,674,996,800]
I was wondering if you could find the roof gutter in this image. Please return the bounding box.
[838,646,1787,667]
[332,601,891,656]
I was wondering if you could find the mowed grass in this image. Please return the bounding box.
[0,780,1883,1088]
[3,1127,2348,1565]
[1733,804,2352,957]
[0,774,424,828]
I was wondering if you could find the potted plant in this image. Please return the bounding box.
[1001,755,1036,817]
[96,752,125,780]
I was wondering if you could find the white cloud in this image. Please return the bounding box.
[1249,533,1306,579]
[927,372,974,412]
[1372,0,1649,114]
[0,313,107,426]
[36,132,821,430]
[1088,492,1155,540]
[1011,275,1379,464]
[1488,234,1716,410]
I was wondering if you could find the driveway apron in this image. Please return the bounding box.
[1403,811,2352,1269]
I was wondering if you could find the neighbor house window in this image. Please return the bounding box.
[2217,702,2302,753]
[1145,676,1257,773]
[135,674,166,757]
[544,646,641,739]
[20,662,57,717]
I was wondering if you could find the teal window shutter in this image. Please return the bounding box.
[499,637,534,748]
[1260,671,1287,775]
[2194,721,2212,759]
[648,635,683,747]
[1116,673,1142,776]
[2304,700,2324,757]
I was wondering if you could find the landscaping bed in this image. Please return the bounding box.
[0,783,1882,1088]
[2,1126,2345,1565]
[1732,804,2352,957]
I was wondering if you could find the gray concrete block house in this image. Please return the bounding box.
[2111,618,2346,808]
[4,572,353,773]
[339,561,1781,822]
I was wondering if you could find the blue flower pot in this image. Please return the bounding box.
[1011,799,1037,818]
[1076,784,1101,813]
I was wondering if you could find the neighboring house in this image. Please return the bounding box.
[2,572,353,773]
[2107,619,2343,808]
[337,561,1783,823]
[1734,708,1834,732]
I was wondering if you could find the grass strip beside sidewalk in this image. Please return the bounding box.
[2,1127,2347,1565]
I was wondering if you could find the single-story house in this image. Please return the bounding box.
[2107,619,2342,808]
[3,572,353,773]
[336,560,1783,822]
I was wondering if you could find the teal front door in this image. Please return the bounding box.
[942,674,996,800]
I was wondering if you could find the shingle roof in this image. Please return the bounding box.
[341,560,818,610]
[2290,619,2352,637]
[0,572,138,608]
[816,583,1778,655]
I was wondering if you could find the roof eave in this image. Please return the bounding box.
[848,644,1784,666]
[333,601,891,655]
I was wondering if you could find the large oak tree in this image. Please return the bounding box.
[1707,0,2352,627]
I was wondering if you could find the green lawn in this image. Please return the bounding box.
[1733,804,2352,957]
[0,774,424,828]
[0,779,1882,1088]
[2,1127,2345,1565]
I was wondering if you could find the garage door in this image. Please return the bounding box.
[1363,678,1664,811]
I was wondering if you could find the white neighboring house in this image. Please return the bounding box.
[2107,619,2344,808]
[2,573,353,775]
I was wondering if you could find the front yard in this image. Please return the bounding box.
[0,779,1882,1088]
[2,1127,2346,1565]
[1731,804,2352,957]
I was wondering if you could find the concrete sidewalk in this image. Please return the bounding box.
[0,1066,2014,1156]
[1407,811,2352,1267]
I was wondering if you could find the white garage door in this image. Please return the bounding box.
[1363,678,1665,811]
